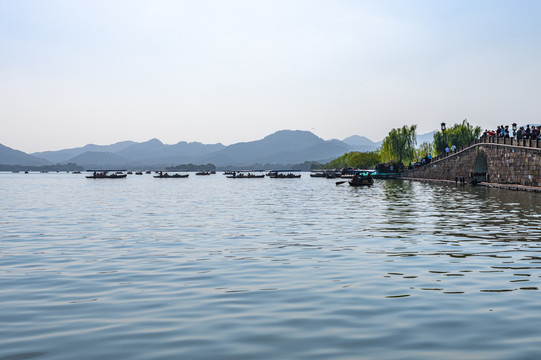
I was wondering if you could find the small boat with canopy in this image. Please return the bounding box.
[153,171,189,178]
[348,171,374,186]
[227,170,265,178]
[86,170,128,179]
[267,170,302,178]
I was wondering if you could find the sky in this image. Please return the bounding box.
[1,0,540,153]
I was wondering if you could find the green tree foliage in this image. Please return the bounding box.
[379,125,417,165]
[415,142,434,161]
[165,163,216,171]
[433,119,481,155]
[324,151,381,169]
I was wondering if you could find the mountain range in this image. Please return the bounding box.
[1,130,434,169]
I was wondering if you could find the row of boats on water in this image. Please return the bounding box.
[226,171,301,178]
[12,170,82,174]
[85,170,304,179]
[13,168,391,186]
[84,169,383,186]
[309,169,398,180]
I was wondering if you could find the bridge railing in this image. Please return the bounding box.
[423,136,541,165]
[476,136,541,148]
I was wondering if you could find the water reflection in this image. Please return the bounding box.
[2,174,541,359]
[376,180,541,296]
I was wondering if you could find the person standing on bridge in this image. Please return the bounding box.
[517,126,524,140]
[531,125,538,139]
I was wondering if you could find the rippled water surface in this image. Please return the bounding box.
[2,172,541,359]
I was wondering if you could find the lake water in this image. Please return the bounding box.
[2,172,541,360]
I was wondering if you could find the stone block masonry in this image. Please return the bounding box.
[403,141,541,188]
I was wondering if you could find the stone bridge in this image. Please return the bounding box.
[402,137,541,188]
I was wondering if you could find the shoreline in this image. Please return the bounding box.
[401,176,541,193]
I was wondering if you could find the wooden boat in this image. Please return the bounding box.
[196,171,211,175]
[227,171,265,178]
[86,170,127,179]
[153,172,189,178]
[310,170,342,178]
[267,170,301,178]
[348,173,374,186]
[326,172,341,179]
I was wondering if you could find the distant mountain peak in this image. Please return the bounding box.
[261,130,323,145]
[0,143,51,166]
[7,129,424,168]
[144,138,164,145]
[264,129,320,138]
[342,135,377,146]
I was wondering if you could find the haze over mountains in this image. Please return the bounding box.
[0,143,51,166]
[1,130,434,168]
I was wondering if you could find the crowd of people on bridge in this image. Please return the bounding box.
[407,123,540,171]
[482,124,541,140]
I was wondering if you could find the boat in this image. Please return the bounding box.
[348,172,374,186]
[153,172,189,178]
[86,170,127,179]
[326,172,341,178]
[196,171,211,175]
[267,170,301,178]
[309,170,339,178]
[340,168,359,179]
[135,172,143,175]
[310,171,326,178]
[227,171,265,178]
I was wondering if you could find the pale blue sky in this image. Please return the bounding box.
[1,0,540,153]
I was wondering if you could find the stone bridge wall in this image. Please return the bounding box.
[402,142,541,187]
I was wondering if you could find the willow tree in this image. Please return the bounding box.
[416,141,434,161]
[380,124,417,165]
[433,119,481,155]
[324,151,381,169]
